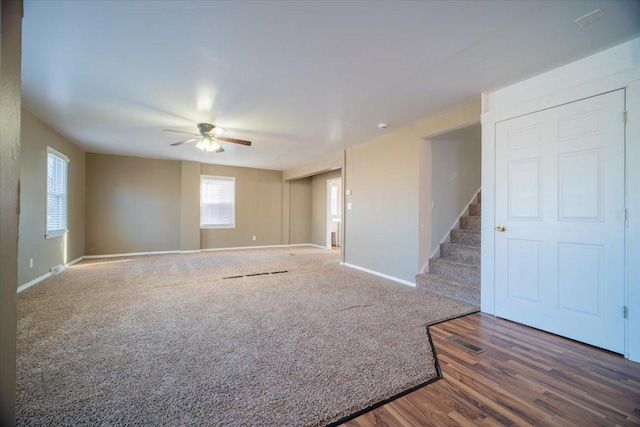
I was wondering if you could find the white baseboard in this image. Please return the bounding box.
[84,250,181,259]
[289,244,329,249]
[86,244,332,258]
[17,272,52,293]
[18,244,334,293]
[341,262,416,287]
[17,256,86,293]
[201,244,287,252]
[16,243,337,294]
[67,256,84,267]
[311,244,331,249]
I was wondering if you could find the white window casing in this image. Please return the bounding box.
[46,146,69,238]
[200,175,236,228]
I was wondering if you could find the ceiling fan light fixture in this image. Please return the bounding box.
[209,139,221,152]
[197,135,222,152]
[166,123,250,151]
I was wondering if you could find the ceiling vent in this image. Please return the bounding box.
[575,9,607,28]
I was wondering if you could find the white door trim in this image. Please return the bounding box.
[481,38,640,361]
[493,90,625,353]
[326,177,342,250]
[326,179,332,249]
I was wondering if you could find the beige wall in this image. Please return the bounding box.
[84,155,284,255]
[18,110,86,284]
[288,177,312,244]
[417,100,481,274]
[283,152,343,181]
[280,100,480,283]
[85,154,181,255]
[1,1,22,421]
[282,180,291,245]
[427,124,481,260]
[311,169,342,247]
[282,153,343,248]
[180,161,200,251]
[344,137,421,283]
[343,99,481,283]
[285,168,343,247]
[200,164,283,249]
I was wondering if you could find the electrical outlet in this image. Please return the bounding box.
[252,236,256,241]
[30,258,33,268]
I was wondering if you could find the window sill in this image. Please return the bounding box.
[200,225,236,229]
[45,230,68,239]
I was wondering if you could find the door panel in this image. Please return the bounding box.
[558,149,602,221]
[557,242,602,315]
[508,158,543,220]
[495,90,625,353]
[507,239,542,302]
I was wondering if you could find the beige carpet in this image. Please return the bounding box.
[17,247,477,426]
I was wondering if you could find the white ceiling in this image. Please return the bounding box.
[21,1,640,171]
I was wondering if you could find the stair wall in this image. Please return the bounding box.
[416,191,481,307]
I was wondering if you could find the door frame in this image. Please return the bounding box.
[492,90,626,353]
[326,177,342,250]
[480,40,640,362]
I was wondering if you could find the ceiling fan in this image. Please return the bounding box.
[164,123,252,153]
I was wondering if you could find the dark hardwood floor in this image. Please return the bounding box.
[343,312,640,426]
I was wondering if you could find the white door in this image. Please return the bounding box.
[494,90,626,353]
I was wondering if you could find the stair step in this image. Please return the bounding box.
[450,229,481,246]
[441,243,480,264]
[460,215,481,231]
[429,258,480,287]
[469,203,481,217]
[415,273,480,307]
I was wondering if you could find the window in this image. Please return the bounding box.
[201,175,235,228]
[46,147,69,238]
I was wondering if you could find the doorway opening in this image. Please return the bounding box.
[327,178,342,251]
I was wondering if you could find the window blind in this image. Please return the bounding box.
[47,148,69,236]
[201,175,236,228]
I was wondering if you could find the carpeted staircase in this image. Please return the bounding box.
[416,192,481,307]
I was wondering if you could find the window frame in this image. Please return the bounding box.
[45,146,69,239]
[200,175,236,229]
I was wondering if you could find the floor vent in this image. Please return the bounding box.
[223,270,289,280]
[50,264,66,275]
[447,335,486,354]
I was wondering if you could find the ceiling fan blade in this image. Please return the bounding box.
[164,129,200,137]
[215,146,225,153]
[217,136,252,146]
[170,138,199,146]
